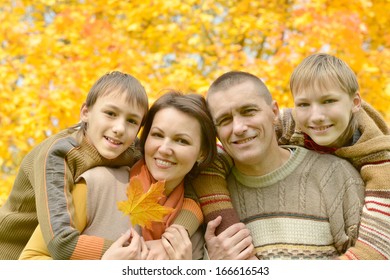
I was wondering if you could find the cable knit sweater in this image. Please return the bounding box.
[276,102,390,259]
[227,146,364,259]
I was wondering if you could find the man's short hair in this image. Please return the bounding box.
[207,71,273,105]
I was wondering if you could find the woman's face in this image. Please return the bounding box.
[144,107,203,194]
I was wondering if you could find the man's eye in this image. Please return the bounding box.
[242,108,257,115]
[217,117,232,126]
[296,103,309,107]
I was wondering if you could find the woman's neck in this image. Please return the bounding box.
[163,179,184,196]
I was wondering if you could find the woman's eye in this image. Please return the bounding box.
[176,138,189,145]
[151,132,163,138]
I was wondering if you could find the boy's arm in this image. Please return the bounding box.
[20,181,89,260]
[275,108,305,146]
[336,105,390,260]
[338,155,390,260]
[333,163,365,254]
[35,135,136,259]
[190,144,241,235]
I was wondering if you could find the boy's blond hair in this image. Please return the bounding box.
[290,53,359,98]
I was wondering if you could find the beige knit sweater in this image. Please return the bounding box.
[228,146,364,259]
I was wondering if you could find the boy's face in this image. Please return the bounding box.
[80,91,146,159]
[293,86,361,147]
[208,80,281,175]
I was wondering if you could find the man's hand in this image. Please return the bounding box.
[162,225,192,260]
[205,216,254,260]
[102,228,148,260]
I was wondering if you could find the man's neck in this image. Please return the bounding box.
[235,147,291,176]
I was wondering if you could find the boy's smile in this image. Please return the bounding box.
[294,87,361,147]
[81,91,145,159]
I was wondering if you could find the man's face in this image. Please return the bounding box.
[207,80,280,175]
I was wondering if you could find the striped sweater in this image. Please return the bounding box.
[277,102,390,259]
[227,147,364,259]
[0,129,141,260]
[0,129,200,259]
[19,166,205,260]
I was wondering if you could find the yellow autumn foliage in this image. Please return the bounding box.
[1,0,389,206]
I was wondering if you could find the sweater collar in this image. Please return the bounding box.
[231,146,309,188]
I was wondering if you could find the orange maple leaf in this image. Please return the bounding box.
[117,176,174,230]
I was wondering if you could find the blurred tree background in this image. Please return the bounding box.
[1,0,389,206]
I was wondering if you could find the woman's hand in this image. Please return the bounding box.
[102,228,149,260]
[161,225,192,260]
[145,239,169,260]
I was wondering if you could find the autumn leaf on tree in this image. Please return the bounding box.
[117,176,174,229]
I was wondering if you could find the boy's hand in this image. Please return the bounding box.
[102,228,148,260]
[205,216,254,260]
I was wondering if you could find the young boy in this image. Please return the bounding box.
[0,71,148,260]
[277,53,390,259]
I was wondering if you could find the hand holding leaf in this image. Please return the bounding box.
[117,176,174,229]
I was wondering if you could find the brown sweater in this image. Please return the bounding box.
[0,129,141,259]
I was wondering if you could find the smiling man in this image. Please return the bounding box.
[203,71,364,260]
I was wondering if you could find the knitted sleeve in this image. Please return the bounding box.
[33,136,111,259]
[191,144,240,235]
[19,181,88,260]
[338,152,390,259]
[36,134,140,260]
[326,160,365,253]
[173,197,204,237]
[275,108,304,146]
[336,107,390,260]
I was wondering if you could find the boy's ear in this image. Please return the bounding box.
[80,103,89,122]
[352,92,362,113]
